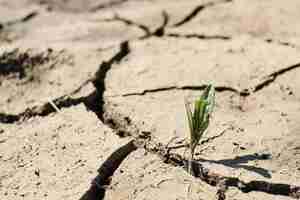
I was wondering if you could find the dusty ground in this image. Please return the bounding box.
[1,0,300,200]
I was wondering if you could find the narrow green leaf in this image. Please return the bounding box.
[184,98,193,137]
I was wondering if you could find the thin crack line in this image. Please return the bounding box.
[158,30,299,50]
[90,11,168,40]
[252,62,300,93]
[89,0,129,12]
[122,86,178,96]
[265,38,298,49]
[96,14,151,38]
[2,11,38,27]
[165,33,231,40]
[172,0,232,27]
[110,61,300,98]
[119,85,246,97]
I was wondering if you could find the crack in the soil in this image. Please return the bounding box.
[79,140,138,200]
[0,93,90,123]
[0,42,130,124]
[0,113,20,124]
[1,11,38,27]
[152,10,169,37]
[98,107,300,199]
[92,41,130,121]
[99,14,151,38]
[93,10,169,39]
[165,33,231,40]
[89,0,129,12]
[164,33,299,49]
[252,62,300,93]
[115,61,300,98]
[94,10,170,40]
[121,85,247,97]
[172,0,232,27]
[265,38,298,49]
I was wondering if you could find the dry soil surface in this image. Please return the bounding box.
[1,0,300,200]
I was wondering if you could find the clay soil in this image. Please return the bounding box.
[1,0,300,200]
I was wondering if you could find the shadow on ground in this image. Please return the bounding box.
[196,153,272,178]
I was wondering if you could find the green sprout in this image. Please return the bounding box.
[185,84,215,174]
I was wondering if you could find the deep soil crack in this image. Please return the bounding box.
[79,140,138,200]
[0,42,130,124]
[92,41,130,121]
[0,113,20,123]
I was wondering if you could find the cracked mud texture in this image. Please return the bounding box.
[1,0,300,200]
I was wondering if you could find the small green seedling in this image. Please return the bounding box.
[185,84,215,174]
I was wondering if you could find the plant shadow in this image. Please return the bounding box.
[194,153,272,178]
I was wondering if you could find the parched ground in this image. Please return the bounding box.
[0,0,300,200]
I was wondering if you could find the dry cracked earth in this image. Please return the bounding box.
[1,0,300,200]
